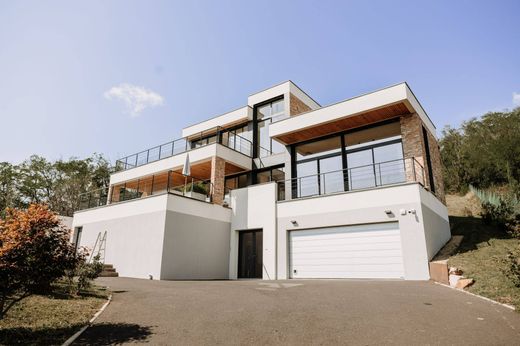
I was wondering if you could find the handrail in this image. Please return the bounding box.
[277,157,425,200]
[76,170,215,211]
[114,126,253,171]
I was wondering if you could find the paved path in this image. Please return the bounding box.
[76,278,520,345]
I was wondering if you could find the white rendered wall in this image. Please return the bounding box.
[161,195,232,279]
[73,195,169,280]
[277,183,434,280]
[418,188,451,259]
[229,182,277,280]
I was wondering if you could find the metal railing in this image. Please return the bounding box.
[76,171,214,211]
[278,157,425,201]
[78,187,109,210]
[115,126,253,171]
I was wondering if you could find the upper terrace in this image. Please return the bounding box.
[115,125,253,172]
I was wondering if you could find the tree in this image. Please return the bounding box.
[440,107,520,193]
[1,154,113,216]
[0,204,78,318]
[0,162,21,214]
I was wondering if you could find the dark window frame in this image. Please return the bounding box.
[253,95,285,158]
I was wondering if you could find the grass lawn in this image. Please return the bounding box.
[446,194,520,309]
[0,284,109,345]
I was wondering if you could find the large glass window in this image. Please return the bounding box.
[373,142,405,185]
[292,122,406,197]
[256,98,286,157]
[346,142,404,190]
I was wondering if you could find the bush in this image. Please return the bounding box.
[0,204,79,318]
[471,185,520,237]
[65,253,103,295]
[503,247,520,288]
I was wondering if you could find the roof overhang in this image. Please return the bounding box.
[182,106,252,138]
[269,83,436,145]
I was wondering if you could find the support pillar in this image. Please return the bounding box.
[210,156,226,205]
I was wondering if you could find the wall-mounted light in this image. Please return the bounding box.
[291,220,298,226]
[384,210,392,215]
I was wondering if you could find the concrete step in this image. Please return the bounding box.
[100,271,119,277]
[102,264,114,269]
[102,267,116,272]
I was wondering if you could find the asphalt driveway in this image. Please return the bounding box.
[75,278,520,345]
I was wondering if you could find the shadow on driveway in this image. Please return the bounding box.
[75,322,154,345]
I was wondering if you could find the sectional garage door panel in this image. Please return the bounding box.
[289,222,404,279]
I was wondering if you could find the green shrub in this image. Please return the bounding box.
[503,247,520,288]
[185,182,209,195]
[471,185,520,237]
[65,253,103,295]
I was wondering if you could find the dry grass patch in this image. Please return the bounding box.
[0,285,108,345]
[446,193,520,309]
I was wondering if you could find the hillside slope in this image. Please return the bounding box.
[446,193,519,309]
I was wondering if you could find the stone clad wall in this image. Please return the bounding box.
[211,156,226,205]
[289,93,312,116]
[400,114,446,204]
[426,130,446,204]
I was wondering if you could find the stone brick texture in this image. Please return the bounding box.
[400,114,446,204]
[210,156,226,205]
[289,93,312,116]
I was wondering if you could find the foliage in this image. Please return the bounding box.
[66,253,103,295]
[470,185,520,238]
[0,204,79,319]
[503,247,520,288]
[185,181,209,195]
[440,107,520,193]
[0,154,113,216]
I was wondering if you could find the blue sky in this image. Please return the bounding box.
[1,0,519,164]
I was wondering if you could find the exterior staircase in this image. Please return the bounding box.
[100,264,119,277]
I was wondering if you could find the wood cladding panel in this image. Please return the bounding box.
[276,102,411,145]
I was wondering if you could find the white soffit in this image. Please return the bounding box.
[269,83,437,140]
[182,106,251,138]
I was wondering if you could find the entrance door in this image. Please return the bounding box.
[238,230,263,278]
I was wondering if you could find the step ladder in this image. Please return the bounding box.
[89,231,107,264]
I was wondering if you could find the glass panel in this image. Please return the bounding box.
[344,121,401,147]
[136,152,148,166]
[258,120,271,157]
[271,99,285,117]
[237,174,249,188]
[296,136,341,160]
[172,139,187,155]
[160,143,173,159]
[347,149,375,190]
[373,142,405,185]
[257,104,271,119]
[148,147,160,162]
[297,161,318,197]
[271,137,285,155]
[256,171,271,184]
[152,173,169,194]
[319,155,344,194]
[138,176,154,197]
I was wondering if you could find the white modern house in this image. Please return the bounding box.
[72,81,450,281]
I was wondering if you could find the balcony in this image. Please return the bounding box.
[77,171,214,211]
[115,126,253,171]
[278,157,425,200]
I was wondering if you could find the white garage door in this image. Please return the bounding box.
[289,222,404,279]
